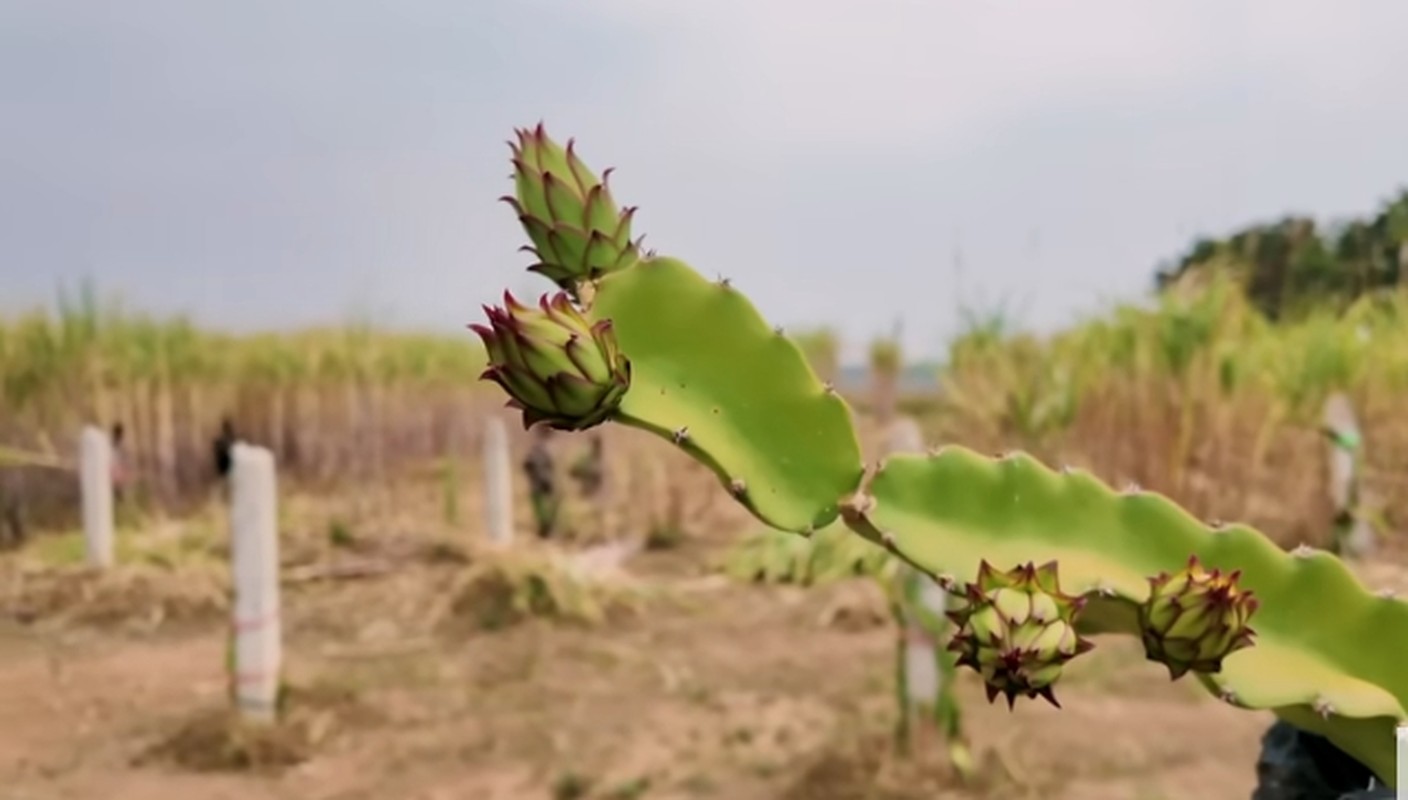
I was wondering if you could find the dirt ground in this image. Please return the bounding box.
[1,485,1404,800]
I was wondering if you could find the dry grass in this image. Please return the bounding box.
[2,562,228,632]
[0,540,1306,799]
[3,280,1408,798]
[932,280,1408,549]
[6,277,1405,550]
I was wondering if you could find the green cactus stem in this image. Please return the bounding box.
[839,449,1407,784]
[477,125,1408,788]
[504,124,642,294]
[587,257,864,533]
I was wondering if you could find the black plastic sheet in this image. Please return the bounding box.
[1252,720,1394,800]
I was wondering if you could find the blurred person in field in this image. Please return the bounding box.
[569,433,604,498]
[569,432,615,541]
[0,470,25,551]
[110,423,129,503]
[523,424,559,539]
[211,417,238,503]
[214,418,236,480]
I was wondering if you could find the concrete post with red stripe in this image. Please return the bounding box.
[229,442,281,724]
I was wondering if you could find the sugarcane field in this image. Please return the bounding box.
[8,5,1408,800]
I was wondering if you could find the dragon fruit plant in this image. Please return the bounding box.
[724,523,973,776]
[469,124,1408,789]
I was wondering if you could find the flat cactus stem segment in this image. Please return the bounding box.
[589,256,864,533]
[840,445,1408,787]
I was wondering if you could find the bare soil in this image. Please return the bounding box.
[2,489,1404,800]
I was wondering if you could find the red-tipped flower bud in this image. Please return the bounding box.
[947,560,1094,709]
[470,291,630,431]
[502,123,641,291]
[1139,555,1259,679]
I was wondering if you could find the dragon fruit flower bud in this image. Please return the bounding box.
[1139,555,1259,680]
[469,290,631,431]
[502,123,642,292]
[947,560,1095,709]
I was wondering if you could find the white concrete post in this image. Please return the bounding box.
[884,418,949,714]
[482,416,513,546]
[229,444,281,724]
[902,574,948,705]
[79,425,114,568]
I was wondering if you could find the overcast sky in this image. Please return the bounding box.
[4,1,1408,362]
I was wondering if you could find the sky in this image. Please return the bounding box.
[4,1,1408,363]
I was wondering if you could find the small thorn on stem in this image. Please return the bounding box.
[1291,544,1315,558]
[822,381,836,395]
[880,530,897,550]
[1122,481,1142,494]
[729,478,747,498]
[1313,696,1334,719]
[1377,587,1398,599]
[1219,689,1239,706]
[672,427,690,445]
[717,275,732,288]
[799,524,815,538]
[1209,519,1228,531]
[773,325,785,336]
[1059,464,1073,474]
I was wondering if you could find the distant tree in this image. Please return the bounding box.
[1154,189,1408,319]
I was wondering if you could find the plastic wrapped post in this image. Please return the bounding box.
[1252,720,1395,800]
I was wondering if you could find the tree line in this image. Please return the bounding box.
[1154,189,1408,319]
